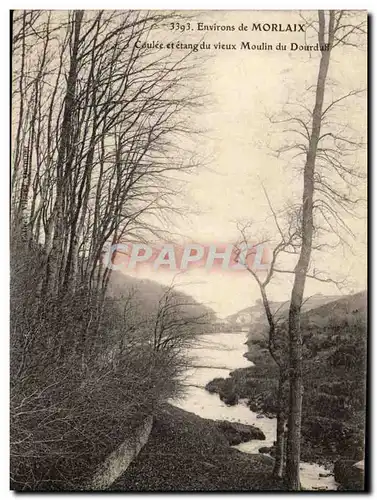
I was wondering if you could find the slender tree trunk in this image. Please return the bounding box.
[273,371,287,478]
[257,285,288,478]
[47,10,83,295]
[286,11,334,490]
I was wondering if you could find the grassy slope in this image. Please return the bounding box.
[110,405,285,492]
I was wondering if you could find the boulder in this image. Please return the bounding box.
[205,377,226,394]
[215,420,266,446]
[248,400,261,412]
[258,445,275,457]
[259,446,272,454]
[258,447,270,454]
[243,351,254,361]
[219,378,239,406]
[334,459,364,490]
[220,392,239,406]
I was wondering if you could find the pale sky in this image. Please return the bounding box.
[122,10,367,317]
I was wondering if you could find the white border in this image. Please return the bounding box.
[3,2,374,498]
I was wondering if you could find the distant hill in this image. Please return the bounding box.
[226,293,341,335]
[107,271,217,330]
[299,291,367,329]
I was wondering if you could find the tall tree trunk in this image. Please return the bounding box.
[285,11,334,490]
[46,10,83,295]
[273,371,287,478]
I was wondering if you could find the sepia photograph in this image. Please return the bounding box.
[10,8,368,492]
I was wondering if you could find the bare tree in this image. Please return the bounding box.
[264,10,367,490]
[11,9,204,357]
[151,281,212,353]
[235,191,302,478]
[11,10,208,490]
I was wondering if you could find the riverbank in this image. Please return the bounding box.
[204,327,365,474]
[169,331,340,490]
[109,404,285,491]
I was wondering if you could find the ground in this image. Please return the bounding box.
[109,404,285,492]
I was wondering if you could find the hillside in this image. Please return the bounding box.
[108,271,217,334]
[299,291,367,330]
[226,293,340,331]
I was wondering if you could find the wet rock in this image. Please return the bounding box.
[243,351,254,361]
[334,459,364,490]
[220,392,239,406]
[258,447,271,454]
[215,420,265,446]
[248,401,260,412]
[219,378,239,406]
[205,378,225,394]
[258,446,275,457]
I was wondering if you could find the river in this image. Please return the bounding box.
[170,331,337,491]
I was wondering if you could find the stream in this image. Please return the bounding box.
[170,331,338,491]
